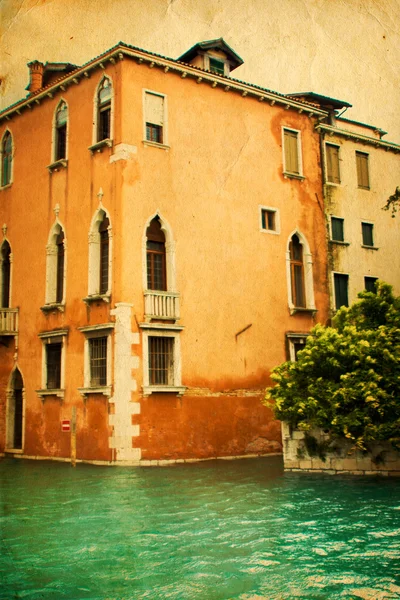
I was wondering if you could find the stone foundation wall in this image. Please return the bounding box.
[282,423,400,476]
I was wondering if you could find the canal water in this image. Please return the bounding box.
[1,456,400,600]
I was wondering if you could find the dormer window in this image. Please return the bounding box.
[209,58,225,75]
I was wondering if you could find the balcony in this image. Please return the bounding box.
[144,291,180,321]
[0,308,19,335]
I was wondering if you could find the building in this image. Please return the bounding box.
[2,38,384,466]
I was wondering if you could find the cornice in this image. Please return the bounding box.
[0,43,328,124]
[316,123,400,153]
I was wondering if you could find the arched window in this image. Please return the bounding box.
[1,240,11,308]
[54,101,67,161]
[45,222,66,306]
[87,209,112,299]
[6,367,24,450]
[289,234,305,308]
[97,78,112,142]
[99,214,110,295]
[2,131,12,187]
[56,230,65,303]
[146,217,166,291]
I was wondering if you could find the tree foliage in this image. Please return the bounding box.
[383,186,400,217]
[265,282,400,451]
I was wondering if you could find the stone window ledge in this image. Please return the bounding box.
[47,159,68,172]
[283,172,305,181]
[143,385,186,397]
[78,386,112,398]
[289,307,317,316]
[36,389,65,400]
[89,139,113,154]
[83,294,111,305]
[142,140,170,151]
[362,245,379,251]
[4,448,23,454]
[40,302,65,313]
[0,183,13,191]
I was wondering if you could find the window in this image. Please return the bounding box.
[209,58,225,75]
[0,240,11,308]
[361,222,374,247]
[78,324,114,395]
[283,128,302,176]
[37,329,68,398]
[44,222,66,307]
[54,101,67,161]
[365,277,378,293]
[97,78,112,141]
[89,337,107,387]
[144,92,166,145]
[87,209,112,300]
[334,273,349,309]
[287,334,308,362]
[46,342,62,389]
[289,234,306,308]
[260,207,279,233]
[141,326,184,395]
[356,151,370,189]
[1,131,12,187]
[146,217,166,291]
[331,217,344,242]
[326,143,340,184]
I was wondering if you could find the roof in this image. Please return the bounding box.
[286,92,352,111]
[177,38,244,69]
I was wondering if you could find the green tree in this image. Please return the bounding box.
[383,186,400,217]
[265,282,400,451]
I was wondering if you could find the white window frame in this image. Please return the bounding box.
[90,75,114,150]
[43,220,67,309]
[142,89,169,148]
[286,333,309,362]
[49,98,69,168]
[86,207,113,301]
[141,324,185,396]
[324,142,341,185]
[282,127,304,178]
[78,323,114,397]
[1,129,14,188]
[37,329,68,398]
[259,205,280,235]
[286,230,315,314]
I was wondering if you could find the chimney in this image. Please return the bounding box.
[27,61,44,93]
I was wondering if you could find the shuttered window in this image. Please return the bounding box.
[331,217,344,242]
[145,92,164,144]
[334,273,349,309]
[326,144,340,184]
[284,129,300,175]
[289,234,306,308]
[356,152,370,189]
[361,222,374,247]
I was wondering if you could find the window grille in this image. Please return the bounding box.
[89,337,107,387]
[46,343,62,389]
[148,336,174,385]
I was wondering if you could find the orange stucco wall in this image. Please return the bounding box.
[0,50,329,463]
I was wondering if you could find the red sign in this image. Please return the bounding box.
[61,420,70,432]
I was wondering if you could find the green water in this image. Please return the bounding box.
[1,457,400,600]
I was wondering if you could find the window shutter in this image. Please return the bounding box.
[284,130,299,174]
[327,145,340,183]
[356,152,369,188]
[334,274,349,308]
[146,93,164,126]
[331,217,344,242]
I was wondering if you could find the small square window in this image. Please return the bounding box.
[361,222,374,247]
[365,277,378,293]
[334,273,349,309]
[331,217,344,242]
[261,209,276,231]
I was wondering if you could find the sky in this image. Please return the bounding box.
[1,0,400,142]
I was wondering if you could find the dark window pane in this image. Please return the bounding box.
[146,218,166,290]
[362,223,374,246]
[209,58,224,75]
[334,274,349,309]
[1,241,11,308]
[146,123,163,144]
[56,124,67,160]
[56,231,64,303]
[2,132,12,187]
[89,337,107,387]
[365,277,378,293]
[261,209,276,231]
[99,216,109,295]
[98,106,111,141]
[148,337,174,385]
[331,217,344,242]
[46,343,62,389]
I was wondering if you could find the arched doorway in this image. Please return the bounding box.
[7,368,24,450]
